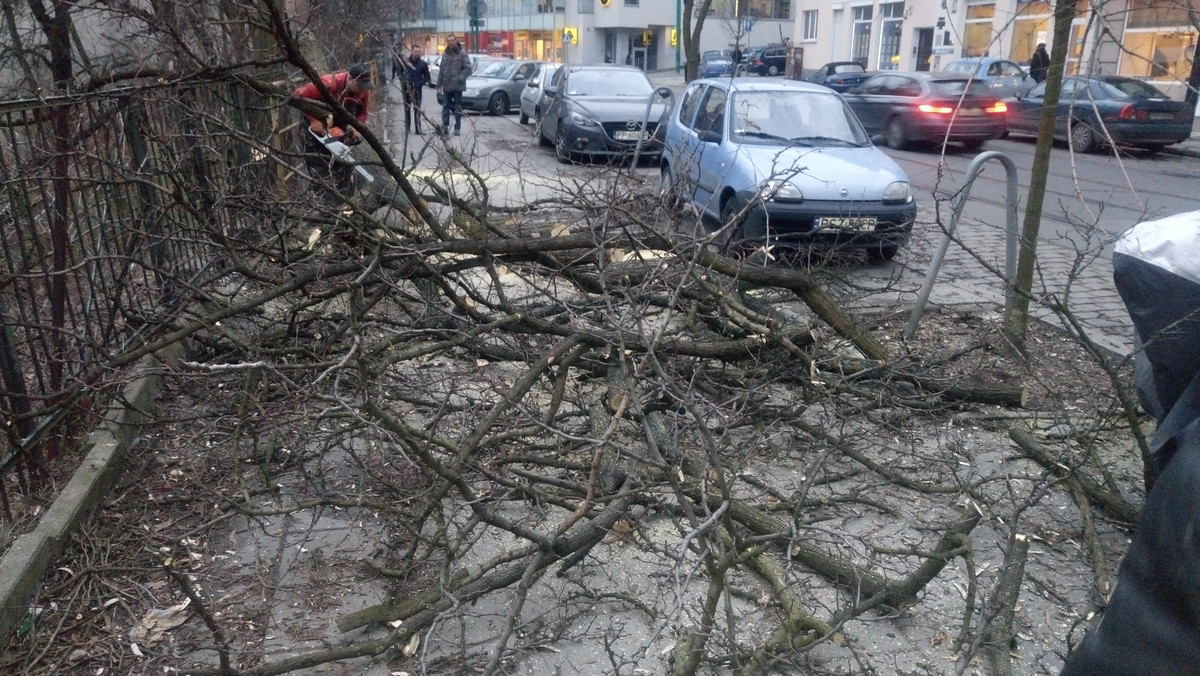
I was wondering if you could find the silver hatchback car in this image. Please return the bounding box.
[660,78,916,261]
[519,63,560,126]
[941,57,1036,99]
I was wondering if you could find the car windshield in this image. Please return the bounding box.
[476,61,519,79]
[567,70,653,96]
[931,79,990,96]
[832,63,865,74]
[731,90,869,146]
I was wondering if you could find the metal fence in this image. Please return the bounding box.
[0,79,287,518]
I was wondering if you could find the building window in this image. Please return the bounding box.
[851,5,873,66]
[747,0,789,20]
[1011,1,1051,64]
[624,0,638,6]
[802,10,818,41]
[878,3,903,70]
[962,2,996,57]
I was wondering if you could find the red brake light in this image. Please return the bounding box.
[985,102,1007,114]
[918,103,954,114]
[1118,103,1147,121]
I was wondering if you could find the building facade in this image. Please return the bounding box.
[787,0,1197,102]
[397,0,794,72]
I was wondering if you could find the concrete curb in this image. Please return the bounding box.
[0,342,183,649]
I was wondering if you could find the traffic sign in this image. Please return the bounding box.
[563,27,577,45]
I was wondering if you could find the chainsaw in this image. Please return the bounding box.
[310,128,375,183]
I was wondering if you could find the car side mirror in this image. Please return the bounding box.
[870,134,886,145]
[699,130,722,144]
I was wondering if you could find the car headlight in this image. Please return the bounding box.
[569,111,600,128]
[465,88,480,97]
[758,180,804,202]
[882,181,913,205]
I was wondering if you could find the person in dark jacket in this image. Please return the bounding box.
[400,45,431,135]
[1029,43,1050,83]
[293,63,373,201]
[1059,210,1200,675]
[437,35,472,137]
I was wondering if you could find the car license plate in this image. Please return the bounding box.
[614,130,646,141]
[959,108,982,116]
[1149,112,1174,121]
[818,216,877,231]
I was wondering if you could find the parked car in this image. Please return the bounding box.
[745,45,787,76]
[659,78,917,261]
[538,65,670,164]
[699,49,736,78]
[941,57,1036,99]
[1003,75,1193,154]
[842,72,1007,150]
[805,61,872,92]
[450,59,541,115]
[519,62,560,125]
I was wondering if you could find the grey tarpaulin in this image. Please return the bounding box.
[1061,210,1200,674]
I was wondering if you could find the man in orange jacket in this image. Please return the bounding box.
[294,63,374,202]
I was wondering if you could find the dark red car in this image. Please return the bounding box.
[842,71,1007,150]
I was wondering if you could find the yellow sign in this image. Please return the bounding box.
[563,27,578,45]
[670,29,678,46]
[642,30,652,46]
[600,0,611,5]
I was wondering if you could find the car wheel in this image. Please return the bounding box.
[536,119,552,147]
[487,92,508,116]
[1139,143,1165,156]
[885,117,908,150]
[719,197,748,251]
[519,110,529,125]
[1070,121,1098,153]
[961,139,984,152]
[555,124,574,164]
[867,242,900,263]
[657,165,675,200]
[767,64,780,76]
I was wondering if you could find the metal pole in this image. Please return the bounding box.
[904,151,1020,340]
[632,88,673,169]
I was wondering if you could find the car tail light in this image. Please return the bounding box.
[1117,104,1147,121]
[985,102,1007,114]
[918,103,954,114]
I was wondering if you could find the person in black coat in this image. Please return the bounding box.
[1029,43,1050,83]
[1059,211,1200,675]
[400,45,431,135]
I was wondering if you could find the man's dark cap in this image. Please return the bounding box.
[348,63,374,89]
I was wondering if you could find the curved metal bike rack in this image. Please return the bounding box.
[632,87,674,169]
[904,151,1021,340]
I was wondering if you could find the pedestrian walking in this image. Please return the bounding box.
[400,45,431,135]
[293,63,373,202]
[1029,43,1050,83]
[437,35,472,137]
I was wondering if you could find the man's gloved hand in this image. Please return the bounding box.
[327,126,345,141]
[309,118,326,136]
[342,128,362,145]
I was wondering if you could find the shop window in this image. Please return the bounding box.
[963,2,996,58]
[1119,30,1196,80]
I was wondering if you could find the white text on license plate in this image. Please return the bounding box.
[818,216,877,231]
[614,130,646,141]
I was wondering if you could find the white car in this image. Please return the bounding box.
[519,63,560,126]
